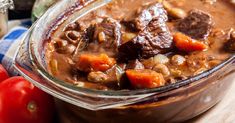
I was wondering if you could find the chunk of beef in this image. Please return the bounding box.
[126,59,145,70]
[141,19,173,58]
[178,9,213,40]
[118,14,173,60]
[118,40,140,61]
[93,18,121,49]
[134,3,168,31]
[72,25,95,56]
[225,32,235,52]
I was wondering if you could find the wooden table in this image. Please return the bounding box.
[188,78,235,123]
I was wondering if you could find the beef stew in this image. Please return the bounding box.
[46,0,235,91]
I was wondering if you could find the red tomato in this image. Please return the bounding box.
[0,64,9,82]
[0,77,55,123]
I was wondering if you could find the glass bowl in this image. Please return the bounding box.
[13,0,235,122]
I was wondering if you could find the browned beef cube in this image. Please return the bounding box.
[118,3,173,61]
[118,40,141,61]
[134,3,168,31]
[140,19,173,58]
[93,18,121,49]
[178,9,213,40]
[119,21,173,60]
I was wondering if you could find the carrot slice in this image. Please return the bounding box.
[76,54,116,72]
[126,69,165,89]
[173,32,208,52]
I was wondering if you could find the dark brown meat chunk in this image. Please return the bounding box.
[134,3,168,31]
[178,9,213,40]
[118,40,141,60]
[93,18,121,49]
[141,19,173,58]
[225,32,235,52]
[126,59,145,70]
[118,4,173,61]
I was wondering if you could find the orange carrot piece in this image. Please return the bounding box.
[173,32,208,52]
[76,54,116,72]
[126,69,165,89]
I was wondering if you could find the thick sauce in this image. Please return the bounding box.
[46,0,235,90]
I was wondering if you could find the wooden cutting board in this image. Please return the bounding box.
[188,78,235,123]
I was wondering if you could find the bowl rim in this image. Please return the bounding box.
[30,0,235,97]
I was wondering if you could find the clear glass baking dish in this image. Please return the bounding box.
[13,0,235,122]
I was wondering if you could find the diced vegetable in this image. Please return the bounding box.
[98,31,106,43]
[173,32,208,52]
[76,53,116,72]
[49,59,58,75]
[126,69,165,89]
[121,33,137,43]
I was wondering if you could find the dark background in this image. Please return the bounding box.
[9,0,35,20]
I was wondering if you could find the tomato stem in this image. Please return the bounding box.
[27,101,37,113]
